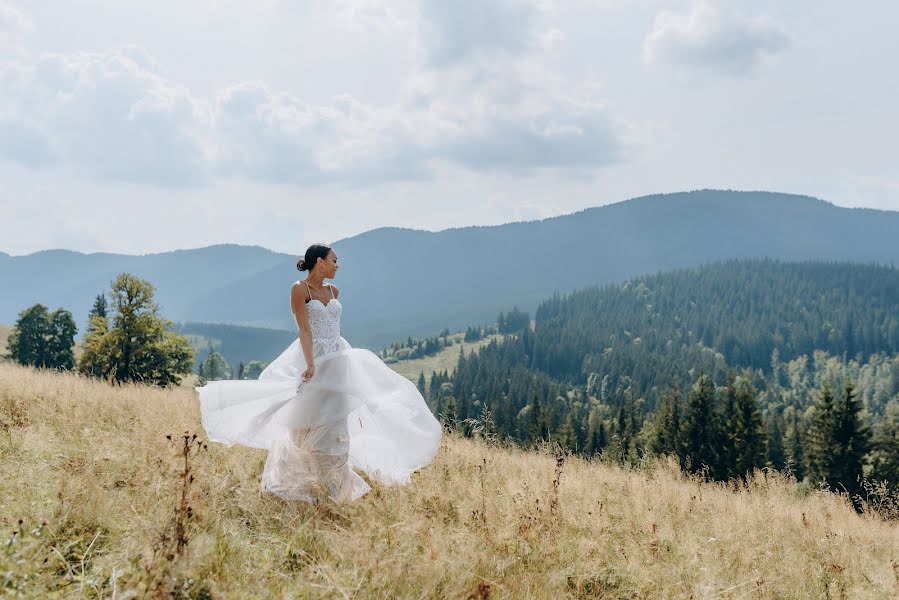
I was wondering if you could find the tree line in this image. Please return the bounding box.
[4,274,195,387]
[423,259,899,503]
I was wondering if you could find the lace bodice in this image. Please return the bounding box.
[306,299,342,354]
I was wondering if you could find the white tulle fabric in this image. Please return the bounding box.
[195,298,442,502]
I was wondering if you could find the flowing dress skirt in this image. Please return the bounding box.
[196,336,442,502]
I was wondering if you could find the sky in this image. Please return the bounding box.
[1,0,897,256]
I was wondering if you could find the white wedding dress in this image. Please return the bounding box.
[195,285,442,502]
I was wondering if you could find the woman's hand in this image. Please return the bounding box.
[302,364,315,382]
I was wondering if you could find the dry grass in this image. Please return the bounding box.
[0,323,11,358]
[388,333,502,383]
[1,362,897,599]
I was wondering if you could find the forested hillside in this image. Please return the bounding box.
[428,259,899,495]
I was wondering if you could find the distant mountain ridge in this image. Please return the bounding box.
[3,189,899,349]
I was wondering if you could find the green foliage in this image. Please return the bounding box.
[8,304,77,369]
[805,379,870,495]
[867,400,899,492]
[728,373,767,478]
[435,259,899,492]
[89,293,107,319]
[417,371,426,395]
[680,372,721,478]
[198,351,231,383]
[497,307,530,334]
[241,360,268,380]
[79,274,195,387]
[651,379,682,458]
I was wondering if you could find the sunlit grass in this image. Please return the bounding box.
[387,333,503,383]
[1,362,897,598]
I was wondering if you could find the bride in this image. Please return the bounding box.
[196,243,442,502]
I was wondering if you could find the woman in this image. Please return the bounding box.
[196,243,442,502]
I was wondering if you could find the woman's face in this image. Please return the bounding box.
[318,250,339,278]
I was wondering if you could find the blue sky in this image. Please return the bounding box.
[1,0,897,255]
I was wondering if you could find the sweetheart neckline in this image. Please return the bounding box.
[308,298,341,309]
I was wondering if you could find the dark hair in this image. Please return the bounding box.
[297,243,332,272]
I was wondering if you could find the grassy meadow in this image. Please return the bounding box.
[0,362,898,598]
[387,333,502,383]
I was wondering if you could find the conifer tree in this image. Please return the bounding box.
[680,372,720,478]
[867,399,899,491]
[829,379,869,495]
[784,407,805,481]
[806,379,838,487]
[719,372,739,478]
[8,304,52,367]
[89,293,108,319]
[46,309,77,370]
[732,374,766,479]
[765,409,786,471]
[8,304,76,370]
[199,351,231,382]
[417,371,426,396]
[652,378,682,457]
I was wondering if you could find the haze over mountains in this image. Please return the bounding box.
[3,189,898,349]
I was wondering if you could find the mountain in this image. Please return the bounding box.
[174,322,297,368]
[3,190,899,350]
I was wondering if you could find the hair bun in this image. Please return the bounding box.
[297,258,306,271]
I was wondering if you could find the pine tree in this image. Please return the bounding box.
[46,309,77,370]
[680,372,720,478]
[718,372,739,479]
[784,408,805,481]
[652,378,681,457]
[829,379,869,495]
[765,409,786,471]
[8,304,52,367]
[89,293,107,319]
[199,351,231,382]
[8,304,76,370]
[867,399,899,491]
[806,379,837,487]
[417,371,427,396]
[529,394,546,444]
[732,374,766,479]
[585,407,607,455]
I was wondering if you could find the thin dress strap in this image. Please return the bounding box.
[328,284,335,299]
[304,281,312,301]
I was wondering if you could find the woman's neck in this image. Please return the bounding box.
[305,273,326,288]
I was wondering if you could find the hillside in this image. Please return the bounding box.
[1,363,896,598]
[4,190,899,349]
[387,331,503,383]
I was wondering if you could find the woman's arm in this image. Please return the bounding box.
[290,282,316,381]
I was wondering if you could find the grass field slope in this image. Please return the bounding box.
[1,363,897,598]
[0,324,10,357]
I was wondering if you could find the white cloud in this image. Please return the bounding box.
[0,0,632,187]
[0,0,30,53]
[539,28,565,52]
[417,0,536,66]
[0,45,210,185]
[642,0,789,76]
